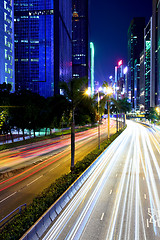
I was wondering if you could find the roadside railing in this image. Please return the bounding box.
[0,203,27,228]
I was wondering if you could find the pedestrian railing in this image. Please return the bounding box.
[0,203,27,228]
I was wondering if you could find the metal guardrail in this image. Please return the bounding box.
[0,203,27,228]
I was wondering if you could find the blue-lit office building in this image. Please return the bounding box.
[0,0,15,91]
[14,0,72,97]
[72,0,89,80]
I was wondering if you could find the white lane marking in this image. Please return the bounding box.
[0,191,17,204]
[110,190,112,195]
[116,174,118,177]
[144,194,147,200]
[49,164,60,172]
[147,219,149,228]
[27,175,43,186]
[100,213,104,221]
[143,177,145,181]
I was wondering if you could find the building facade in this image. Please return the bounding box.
[0,0,15,91]
[151,0,158,107]
[139,51,145,110]
[155,0,160,106]
[114,60,126,100]
[128,17,145,108]
[14,0,72,98]
[144,18,152,110]
[72,0,89,80]
[134,59,140,109]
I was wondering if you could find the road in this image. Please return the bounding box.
[42,121,160,240]
[0,120,116,220]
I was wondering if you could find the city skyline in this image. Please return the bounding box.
[90,0,152,84]
[2,1,160,240]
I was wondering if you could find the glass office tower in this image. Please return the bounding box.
[152,0,158,106]
[128,17,145,108]
[14,0,72,97]
[72,0,89,80]
[156,0,160,105]
[144,18,152,110]
[0,0,15,91]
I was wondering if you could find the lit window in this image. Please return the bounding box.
[4,12,7,21]
[5,36,7,45]
[4,24,7,32]
[4,1,7,9]
[5,63,8,72]
[5,49,7,59]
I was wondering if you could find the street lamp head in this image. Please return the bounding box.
[85,87,91,96]
[156,106,160,115]
[106,87,113,96]
[98,86,103,92]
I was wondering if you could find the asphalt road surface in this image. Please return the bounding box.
[0,120,116,220]
[42,121,160,240]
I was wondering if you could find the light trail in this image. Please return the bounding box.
[43,127,131,240]
[0,121,116,193]
[0,122,114,169]
[42,121,160,240]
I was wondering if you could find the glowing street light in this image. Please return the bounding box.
[104,87,113,139]
[156,107,160,116]
[85,87,91,96]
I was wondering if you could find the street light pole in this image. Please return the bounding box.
[104,87,113,139]
[85,88,100,149]
[107,100,110,139]
[98,90,100,149]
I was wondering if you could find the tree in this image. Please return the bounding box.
[9,90,46,139]
[110,98,131,131]
[60,77,88,172]
[46,95,70,130]
[145,107,158,121]
[75,95,96,125]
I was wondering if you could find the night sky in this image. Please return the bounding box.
[91,0,152,85]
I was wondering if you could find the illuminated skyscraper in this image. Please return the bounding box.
[144,18,152,110]
[72,0,89,80]
[114,60,126,100]
[128,17,145,108]
[153,0,160,106]
[134,59,140,109]
[151,0,158,106]
[14,0,72,97]
[139,51,145,110]
[0,0,15,91]
[90,42,94,97]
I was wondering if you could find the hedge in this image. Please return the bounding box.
[0,126,126,240]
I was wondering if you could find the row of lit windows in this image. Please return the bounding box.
[15,59,39,62]
[73,54,86,57]
[14,10,54,18]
